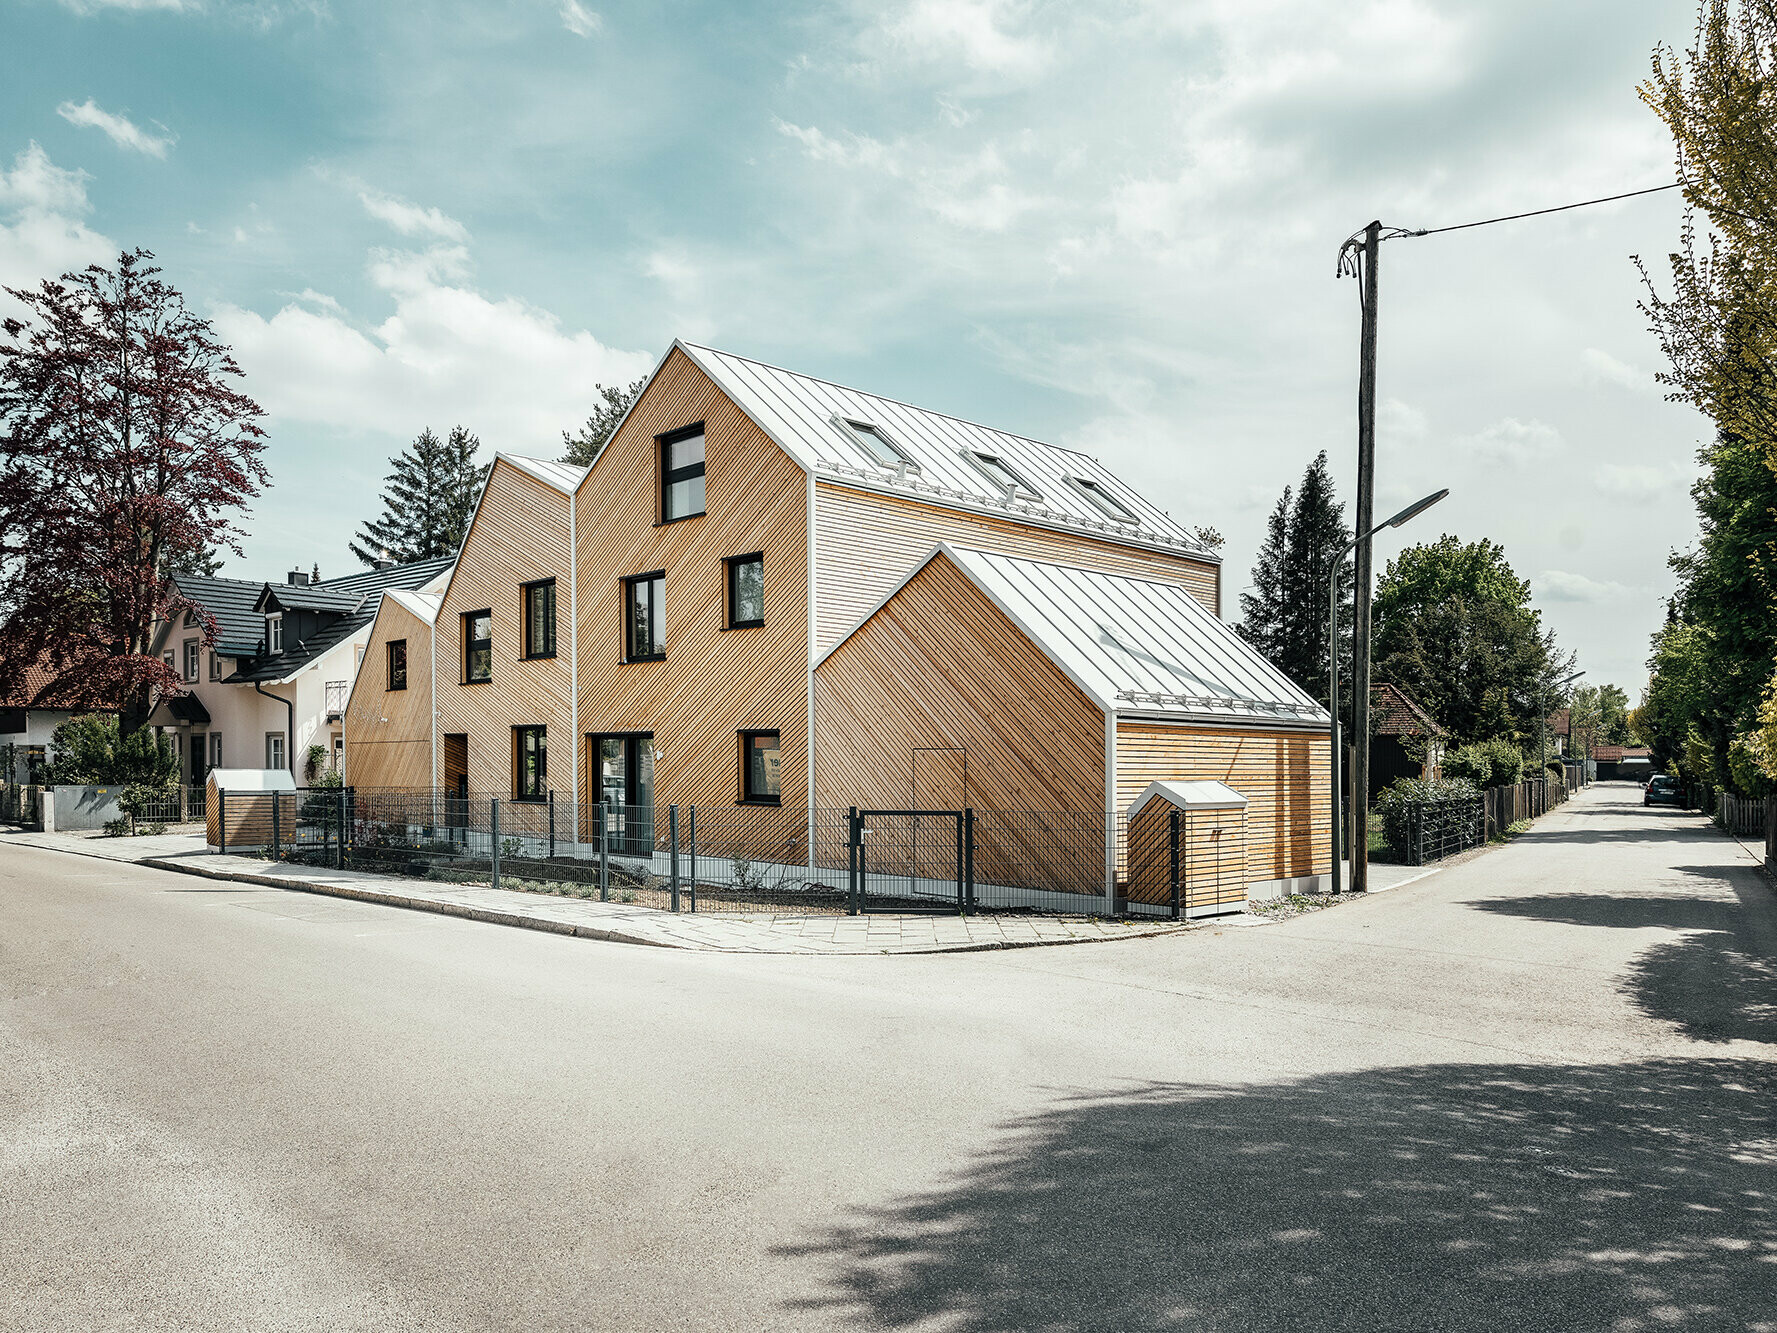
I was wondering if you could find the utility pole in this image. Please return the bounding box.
[1350,221,1381,893]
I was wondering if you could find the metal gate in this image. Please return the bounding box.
[847,809,972,914]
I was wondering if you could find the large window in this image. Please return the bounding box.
[523,579,556,659]
[660,425,706,522]
[387,639,408,691]
[513,725,547,801]
[463,610,492,682]
[623,572,664,661]
[740,730,781,804]
[183,639,199,682]
[726,553,764,628]
[266,614,283,654]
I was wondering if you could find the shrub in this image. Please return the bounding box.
[1375,775,1478,859]
[1442,738,1523,789]
[101,817,131,837]
[44,715,179,786]
[1727,734,1775,797]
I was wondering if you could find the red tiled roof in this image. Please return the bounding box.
[1593,745,1651,762]
[1371,682,1446,738]
[0,653,119,711]
[1546,708,1570,735]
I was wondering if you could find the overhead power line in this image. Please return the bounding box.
[1400,181,1684,238]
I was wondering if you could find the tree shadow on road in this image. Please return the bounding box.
[779,1059,1777,1332]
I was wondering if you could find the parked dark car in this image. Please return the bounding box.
[1645,774,1684,807]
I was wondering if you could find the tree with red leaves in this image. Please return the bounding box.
[0,249,268,736]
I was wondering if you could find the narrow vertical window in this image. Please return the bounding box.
[660,425,706,521]
[623,572,664,661]
[183,639,199,682]
[739,730,781,804]
[387,639,408,691]
[523,579,557,659]
[726,553,764,628]
[209,733,223,769]
[463,610,492,682]
[209,650,221,681]
[266,732,286,771]
[266,615,283,654]
[513,726,547,801]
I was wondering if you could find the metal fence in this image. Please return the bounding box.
[231,790,1268,918]
[1481,777,1566,839]
[0,782,43,827]
[1395,793,1486,866]
[131,784,207,825]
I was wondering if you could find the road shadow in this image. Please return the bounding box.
[1476,873,1777,1045]
[781,1059,1777,1332]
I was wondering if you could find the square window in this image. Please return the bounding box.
[726,553,764,628]
[740,730,781,804]
[387,639,408,691]
[513,725,547,801]
[463,610,492,682]
[660,426,706,522]
[523,579,556,659]
[623,572,664,661]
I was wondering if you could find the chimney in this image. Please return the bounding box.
[373,557,395,570]
[287,569,310,586]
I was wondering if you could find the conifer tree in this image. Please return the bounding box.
[561,378,647,468]
[1238,487,1290,665]
[351,426,489,568]
[1278,452,1352,706]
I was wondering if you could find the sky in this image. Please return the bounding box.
[0,0,1713,697]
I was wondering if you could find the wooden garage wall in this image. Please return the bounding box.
[813,554,1105,813]
[436,461,575,798]
[341,596,433,790]
[1115,722,1330,882]
[812,481,1220,653]
[574,347,809,824]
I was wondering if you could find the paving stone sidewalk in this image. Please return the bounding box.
[3,829,1218,954]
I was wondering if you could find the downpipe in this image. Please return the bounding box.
[253,681,297,776]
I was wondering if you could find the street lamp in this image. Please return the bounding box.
[1328,488,1448,895]
[1542,669,1585,777]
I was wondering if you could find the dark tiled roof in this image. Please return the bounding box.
[225,557,452,683]
[256,585,364,614]
[171,574,271,655]
[1371,682,1446,738]
[165,695,211,724]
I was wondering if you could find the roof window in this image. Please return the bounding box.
[1067,476,1138,525]
[964,449,1042,501]
[836,417,916,474]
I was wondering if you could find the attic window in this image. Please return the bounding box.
[1067,476,1138,525]
[266,614,283,654]
[964,449,1042,501]
[837,418,916,473]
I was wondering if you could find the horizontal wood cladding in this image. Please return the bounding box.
[813,553,1105,814]
[1126,803,1251,909]
[813,482,1220,653]
[574,347,809,824]
[342,597,434,791]
[1116,722,1329,882]
[437,460,576,799]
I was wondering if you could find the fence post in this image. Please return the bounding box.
[953,812,965,914]
[490,797,501,890]
[848,806,860,915]
[668,804,680,912]
[963,808,976,910]
[548,791,556,860]
[217,787,226,855]
[688,804,697,914]
[598,802,609,901]
[1168,808,1181,921]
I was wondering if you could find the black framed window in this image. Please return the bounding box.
[514,725,547,801]
[623,572,664,661]
[463,610,492,682]
[740,730,781,804]
[726,553,764,628]
[523,579,556,659]
[660,425,706,522]
[387,639,408,691]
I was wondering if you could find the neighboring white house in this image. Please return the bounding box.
[150,558,452,784]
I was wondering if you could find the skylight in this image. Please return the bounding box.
[1068,476,1139,524]
[964,449,1042,501]
[836,418,915,472]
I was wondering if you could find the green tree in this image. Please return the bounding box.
[1237,486,1290,666]
[561,378,647,468]
[351,426,489,568]
[42,714,179,785]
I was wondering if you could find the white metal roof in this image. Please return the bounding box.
[672,342,1218,563]
[498,453,586,494]
[820,544,1328,729]
[206,768,297,792]
[1127,779,1249,817]
[384,589,443,625]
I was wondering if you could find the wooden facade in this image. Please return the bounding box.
[341,594,435,791]
[573,348,809,839]
[1116,723,1329,883]
[812,481,1218,652]
[436,460,576,801]
[1125,798,1251,913]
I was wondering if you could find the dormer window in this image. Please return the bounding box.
[837,417,916,474]
[1066,476,1138,525]
[266,614,283,654]
[964,449,1042,501]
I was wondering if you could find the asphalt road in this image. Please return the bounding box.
[3,783,1774,1331]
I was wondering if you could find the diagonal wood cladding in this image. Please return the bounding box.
[342,595,435,791]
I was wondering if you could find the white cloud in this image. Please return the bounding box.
[1594,461,1689,502]
[210,243,655,448]
[56,0,188,11]
[358,189,469,242]
[1580,347,1653,392]
[0,143,113,301]
[1455,417,1565,465]
[876,0,1053,80]
[559,0,601,37]
[56,99,175,157]
[1537,570,1633,604]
